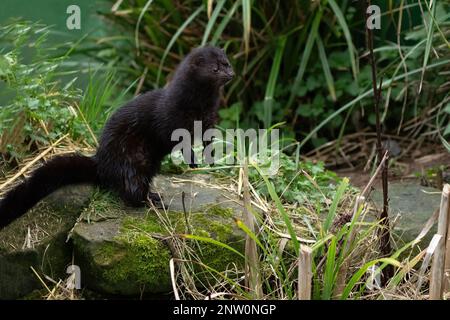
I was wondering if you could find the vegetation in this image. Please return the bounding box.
[95,0,449,150]
[0,0,449,300]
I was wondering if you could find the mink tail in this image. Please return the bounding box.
[0,154,97,230]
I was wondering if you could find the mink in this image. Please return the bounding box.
[0,46,234,229]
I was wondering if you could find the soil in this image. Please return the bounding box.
[336,151,450,189]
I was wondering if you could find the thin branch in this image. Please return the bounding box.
[365,0,393,285]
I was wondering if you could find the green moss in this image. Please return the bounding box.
[197,240,244,273]
[191,214,233,241]
[186,212,245,279]
[73,192,245,295]
[121,209,243,277]
[92,225,172,293]
[122,215,165,234]
[205,205,234,218]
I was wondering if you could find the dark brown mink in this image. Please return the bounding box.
[0,46,234,230]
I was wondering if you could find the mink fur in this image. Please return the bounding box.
[0,46,234,229]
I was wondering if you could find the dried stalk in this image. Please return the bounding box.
[365,0,392,284]
[430,184,450,299]
[298,245,312,300]
[242,158,263,298]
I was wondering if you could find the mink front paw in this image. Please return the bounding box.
[147,192,164,208]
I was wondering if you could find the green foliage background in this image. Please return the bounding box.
[94,0,449,149]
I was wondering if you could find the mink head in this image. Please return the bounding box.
[183,46,235,86]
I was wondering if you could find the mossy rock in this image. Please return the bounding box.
[0,174,248,298]
[71,174,246,296]
[0,185,92,299]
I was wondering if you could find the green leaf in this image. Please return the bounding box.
[286,3,324,110]
[183,234,245,259]
[443,103,450,114]
[444,125,450,137]
[328,0,358,79]
[263,36,286,128]
[341,258,401,300]
[322,236,337,300]
[201,0,227,46]
[242,0,252,54]
[316,35,336,101]
[156,6,204,85]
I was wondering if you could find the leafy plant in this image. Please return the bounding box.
[0,22,83,163]
[0,21,132,165]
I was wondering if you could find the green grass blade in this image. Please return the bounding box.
[316,35,336,102]
[242,0,252,54]
[252,163,300,256]
[263,36,286,128]
[328,0,358,79]
[201,0,227,46]
[322,236,337,300]
[423,0,450,47]
[183,234,245,259]
[341,258,401,300]
[418,0,436,94]
[135,0,154,51]
[156,6,203,85]
[211,1,241,45]
[234,218,266,254]
[286,3,324,110]
[323,177,349,233]
[440,135,450,152]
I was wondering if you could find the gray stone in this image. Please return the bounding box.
[0,185,92,299]
[371,182,441,244]
[71,174,246,296]
[0,174,248,298]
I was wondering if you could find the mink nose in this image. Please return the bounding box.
[226,70,235,80]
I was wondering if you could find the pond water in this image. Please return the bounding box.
[0,0,108,41]
[0,0,112,94]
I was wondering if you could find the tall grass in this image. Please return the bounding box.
[162,155,436,300]
[95,0,449,150]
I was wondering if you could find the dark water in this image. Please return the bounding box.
[0,0,108,40]
[0,0,113,91]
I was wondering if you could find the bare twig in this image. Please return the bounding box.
[365,0,392,284]
[360,151,388,198]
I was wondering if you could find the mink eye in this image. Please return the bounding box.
[213,65,219,72]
